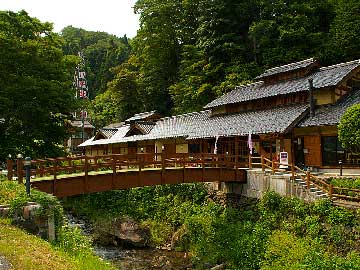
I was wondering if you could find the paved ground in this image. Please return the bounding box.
[0,256,11,270]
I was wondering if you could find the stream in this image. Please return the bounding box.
[66,213,192,270]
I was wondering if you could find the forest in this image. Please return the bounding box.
[0,0,359,159]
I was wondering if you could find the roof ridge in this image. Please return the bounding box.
[158,110,210,122]
[235,81,263,89]
[319,59,360,71]
[265,58,314,73]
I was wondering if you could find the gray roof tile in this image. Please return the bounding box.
[80,104,308,146]
[125,111,158,122]
[205,59,360,109]
[300,89,360,127]
[255,58,316,79]
[70,120,94,129]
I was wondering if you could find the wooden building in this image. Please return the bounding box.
[80,58,360,170]
[67,120,95,154]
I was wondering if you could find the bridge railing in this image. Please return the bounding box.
[7,153,249,183]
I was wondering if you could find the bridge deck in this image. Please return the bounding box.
[8,153,248,197]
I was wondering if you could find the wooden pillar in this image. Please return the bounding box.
[329,184,333,200]
[84,156,88,193]
[201,153,205,182]
[306,170,310,189]
[261,156,265,172]
[17,158,23,184]
[7,159,13,180]
[112,155,116,189]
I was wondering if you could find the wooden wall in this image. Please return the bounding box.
[303,135,321,167]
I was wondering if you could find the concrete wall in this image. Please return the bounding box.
[218,169,321,202]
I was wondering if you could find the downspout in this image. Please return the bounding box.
[308,78,315,117]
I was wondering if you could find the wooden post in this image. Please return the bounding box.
[248,155,252,169]
[329,184,333,200]
[84,156,88,193]
[261,156,265,172]
[182,153,186,183]
[306,170,310,189]
[112,155,116,189]
[201,153,205,182]
[291,164,295,180]
[234,154,238,181]
[53,161,57,181]
[7,159,13,180]
[271,159,275,174]
[17,158,23,184]
[161,152,165,185]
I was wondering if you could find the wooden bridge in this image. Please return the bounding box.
[7,153,247,197]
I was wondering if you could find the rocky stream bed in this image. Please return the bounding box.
[66,213,192,270]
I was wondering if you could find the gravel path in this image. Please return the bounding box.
[0,256,11,270]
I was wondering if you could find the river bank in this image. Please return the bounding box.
[63,183,360,269]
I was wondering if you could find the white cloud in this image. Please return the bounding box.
[0,0,140,38]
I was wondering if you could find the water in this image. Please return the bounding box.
[66,213,192,270]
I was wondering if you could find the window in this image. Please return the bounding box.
[322,136,345,166]
[189,143,200,153]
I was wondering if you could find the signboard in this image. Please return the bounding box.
[279,151,288,168]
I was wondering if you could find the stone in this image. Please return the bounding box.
[210,264,226,270]
[0,205,10,218]
[0,255,12,270]
[109,217,150,247]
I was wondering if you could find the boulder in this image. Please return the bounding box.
[97,217,150,247]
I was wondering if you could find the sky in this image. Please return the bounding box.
[0,0,140,38]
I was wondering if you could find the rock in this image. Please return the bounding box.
[0,205,10,218]
[171,224,187,250]
[0,255,12,270]
[210,264,226,270]
[109,217,150,247]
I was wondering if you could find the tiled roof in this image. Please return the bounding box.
[79,104,308,146]
[300,89,360,127]
[135,122,156,134]
[125,111,158,122]
[187,103,308,139]
[205,59,360,109]
[79,125,131,147]
[70,120,94,129]
[99,128,117,139]
[255,58,316,80]
[103,122,125,129]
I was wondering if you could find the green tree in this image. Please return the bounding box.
[249,0,335,67]
[328,0,360,62]
[338,104,360,152]
[89,56,143,126]
[61,26,131,97]
[0,10,77,161]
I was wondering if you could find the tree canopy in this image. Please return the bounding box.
[338,104,360,152]
[0,10,77,161]
[59,0,360,125]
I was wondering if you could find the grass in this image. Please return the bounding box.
[0,177,115,270]
[0,218,113,270]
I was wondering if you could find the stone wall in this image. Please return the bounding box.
[212,169,322,202]
[0,202,55,241]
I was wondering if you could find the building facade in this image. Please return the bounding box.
[80,58,360,170]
